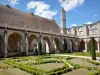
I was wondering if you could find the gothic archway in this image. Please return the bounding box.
[8,32,24,55]
[43,36,50,54]
[28,35,38,55]
[79,40,85,52]
[53,38,60,53]
[62,39,67,52]
[0,35,4,57]
[70,39,76,52]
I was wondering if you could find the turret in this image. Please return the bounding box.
[61,8,66,34]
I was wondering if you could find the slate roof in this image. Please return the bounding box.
[0,4,60,33]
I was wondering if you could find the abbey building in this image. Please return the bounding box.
[0,4,99,57]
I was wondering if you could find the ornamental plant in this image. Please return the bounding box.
[90,37,96,60]
[38,38,42,55]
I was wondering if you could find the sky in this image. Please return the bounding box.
[0,0,100,28]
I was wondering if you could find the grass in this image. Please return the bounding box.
[33,63,64,71]
[1,55,100,75]
[1,55,70,75]
[42,58,58,60]
[64,52,100,57]
[62,69,91,75]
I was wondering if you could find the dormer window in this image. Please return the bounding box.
[6,4,11,9]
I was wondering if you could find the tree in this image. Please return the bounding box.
[38,37,42,55]
[90,37,96,60]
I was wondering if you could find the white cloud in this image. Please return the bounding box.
[27,1,57,19]
[85,22,92,24]
[8,0,19,5]
[71,24,77,27]
[59,0,84,11]
[40,10,57,19]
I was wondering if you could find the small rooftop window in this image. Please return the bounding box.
[6,4,11,9]
[31,13,34,16]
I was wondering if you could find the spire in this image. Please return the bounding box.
[61,8,65,12]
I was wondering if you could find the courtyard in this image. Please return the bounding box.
[0,52,100,75]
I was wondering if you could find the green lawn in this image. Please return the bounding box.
[62,69,91,75]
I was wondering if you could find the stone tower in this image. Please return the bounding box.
[61,8,66,34]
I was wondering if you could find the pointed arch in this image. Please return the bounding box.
[43,36,50,54]
[62,38,67,52]
[70,39,74,52]
[8,32,24,54]
[79,40,85,51]
[28,34,38,54]
[0,35,4,57]
[70,39,77,52]
[53,37,60,53]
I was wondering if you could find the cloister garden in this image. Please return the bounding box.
[0,52,100,75]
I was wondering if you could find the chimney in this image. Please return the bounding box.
[61,8,66,34]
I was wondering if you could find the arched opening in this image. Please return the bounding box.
[0,35,4,57]
[69,40,72,52]
[70,39,76,52]
[88,39,98,52]
[43,37,50,54]
[28,35,38,55]
[53,38,60,53]
[79,40,85,52]
[62,39,67,52]
[8,32,23,56]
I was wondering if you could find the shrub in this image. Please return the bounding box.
[85,59,100,65]
[90,37,96,60]
[88,71,99,75]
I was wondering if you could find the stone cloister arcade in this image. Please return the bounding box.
[0,29,99,58]
[0,28,80,57]
[79,38,100,52]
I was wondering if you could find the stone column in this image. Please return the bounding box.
[97,37,100,52]
[85,39,88,52]
[25,32,28,55]
[50,36,55,53]
[4,30,8,57]
[61,37,64,53]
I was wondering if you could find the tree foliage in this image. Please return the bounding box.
[90,37,96,60]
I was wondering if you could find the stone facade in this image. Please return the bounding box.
[0,24,79,57]
[66,21,100,52]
